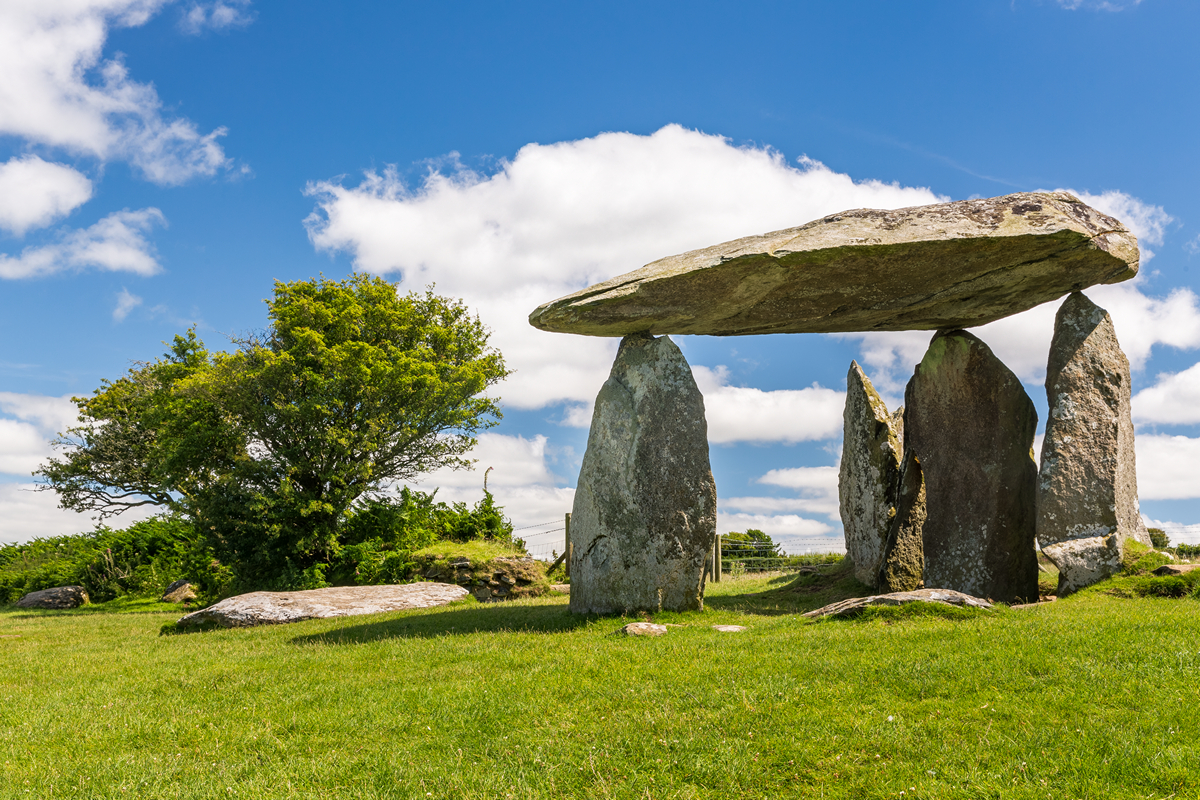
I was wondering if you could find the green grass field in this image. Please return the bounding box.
[2,570,1198,799]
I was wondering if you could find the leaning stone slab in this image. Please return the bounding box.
[1037,292,1150,595]
[905,330,1039,604]
[174,583,469,630]
[569,333,717,615]
[877,450,926,593]
[529,192,1139,337]
[803,588,993,619]
[839,361,903,587]
[16,586,89,609]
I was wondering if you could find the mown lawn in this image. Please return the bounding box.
[1,571,1197,799]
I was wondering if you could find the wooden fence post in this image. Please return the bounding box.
[565,512,572,578]
[716,534,722,582]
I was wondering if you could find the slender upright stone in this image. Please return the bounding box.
[569,333,717,614]
[905,330,1039,603]
[877,450,926,593]
[1037,292,1150,594]
[839,361,903,587]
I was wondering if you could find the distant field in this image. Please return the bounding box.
[1,571,1197,799]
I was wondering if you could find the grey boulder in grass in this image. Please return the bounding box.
[803,588,993,619]
[839,361,904,588]
[175,583,469,630]
[1037,292,1150,595]
[569,333,716,615]
[16,585,89,609]
[528,192,1138,337]
[904,330,1039,604]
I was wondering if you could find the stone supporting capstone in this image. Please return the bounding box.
[1037,292,1150,594]
[839,361,903,587]
[877,449,926,593]
[569,332,717,615]
[905,330,1039,603]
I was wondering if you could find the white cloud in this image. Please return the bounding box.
[0,392,78,476]
[717,511,838,551]
[1142,519,1200,547]
[0,208,165,279]
[1055,0,1143,9]
[113,287,143,321]
[692,366,845,444]
[1132,361,1200,426]
[0,156,92,236]
[1136,434,1200,500]
[0,0,230,184]
[0,482,158,544]
[306,125,944,410]
[179,0,253,34]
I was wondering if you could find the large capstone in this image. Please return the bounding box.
[1037,292,1150,594]
[905,330,1039,603]
[569,332,717,614]
[529,192,1139,337]
[839,361,903,587]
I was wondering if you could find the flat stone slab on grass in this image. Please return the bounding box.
[620,622,668,636]
[175,583,469,630]
[529,192,1138,337]
[1154,564,1200,576]
[16,586,89,609]
[711,624,748,632]
[803,588,993,619]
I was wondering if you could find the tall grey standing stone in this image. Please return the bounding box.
[905,330,1039,603]
[839,361,903,587]
[1037,292,1150,594]
[569,333,717,615]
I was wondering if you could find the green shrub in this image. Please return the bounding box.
[1148,528,1170,549]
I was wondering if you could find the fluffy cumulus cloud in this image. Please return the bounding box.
[717,465,843,552]
[307,124,943,412]
[0,482,160,544]
[179,0,253,34]
[0,0,231,184]
[0,156,93,236]
[692,366,844,445]
[1136,434,1200,500]
[0,208,164,279]
[0,392,78,476]
[1133,362,1200,426]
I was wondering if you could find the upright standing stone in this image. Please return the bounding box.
[877,450,926,593]
[839,361,903,587]
[1037,292,1150,594]
[905,330,1039,603]
[569,333,717,614]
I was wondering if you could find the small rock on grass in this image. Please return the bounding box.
[1154,564,1200,576]
[711,625,747,632]
[16,586,89,609]
[620,622,668,637]
[550,584,571,594]
[803,588,992,619]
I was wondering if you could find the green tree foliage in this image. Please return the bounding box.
[36,275,510,590]
[1148,528,1170,549]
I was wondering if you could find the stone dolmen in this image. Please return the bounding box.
[530,191,1145,610]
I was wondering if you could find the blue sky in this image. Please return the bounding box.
[3,0,1200,552]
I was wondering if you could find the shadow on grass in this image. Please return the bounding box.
[704,562,872,617]
[289,597,596,645]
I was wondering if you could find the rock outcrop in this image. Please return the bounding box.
[803,588,993,619]
[1037,292,1150,594]
[839,361,903,587]
[174,583,469,630]
[905,330,1039,603]
[15,586,89,609]
[529,192,1139,337]
[569,333,717,615]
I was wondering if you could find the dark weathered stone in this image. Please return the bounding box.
[529,192,1139,337]
[569,333,717,615]
[877,450,926,593]
[16,586,89,609]
[175,584,468,630]
[1154,564,1200,576]
[803,588,993,619]
[1037,292,1150,594]
[839,361,903,587]
[905,330,1039,603]
[161,580,197,604]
